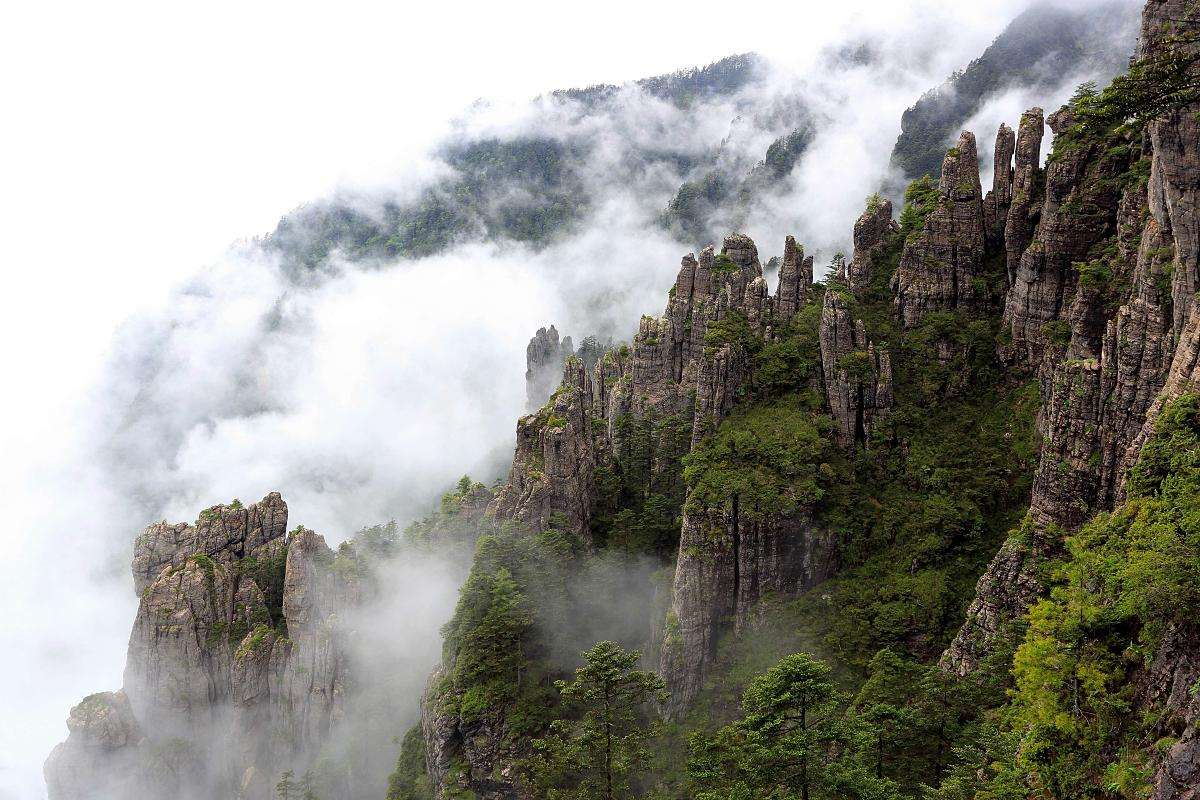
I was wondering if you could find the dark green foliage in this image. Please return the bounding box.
[682,394,834,517]
[891,4,1133,179]
[689,652,898,800]
[593,411,691,557]
[403,477,493,553]
[662,120,813,245]
[269,137,585,273]
[981,394,1200,798]
[526,641,667,800]
[386,727,433,800]
[1055,13,1200,155]
[749,304,822,396]
[554,54,762,108]
[434,524,664,757]
[438,536,538,726]
[238,546,289,635]
[899,175,939,239]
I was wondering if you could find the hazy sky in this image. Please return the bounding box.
[0,1,1105,796]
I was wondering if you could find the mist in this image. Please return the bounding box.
[0,0,1141,796]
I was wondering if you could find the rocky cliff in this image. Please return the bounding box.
[943,0,1200,681]
[46,494,359,800]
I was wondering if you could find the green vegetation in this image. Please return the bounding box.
[689,652,897,800]
[971,394,1200,798]
[386,728,433,800]
[682,394,833,517]
[898,175,939,238]
[526,641,667,800]
[891,4,1129,179]
[270,137,585,272]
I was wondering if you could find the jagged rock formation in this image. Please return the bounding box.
[982,122,1015,251]
[893,131,988,327]
[661,506,837,717]
[424,230,846,794]
[46,494,358,800]
[525,325,574,411]
[819,285,893,447]
[776,235,814,320]
[848,198,896,296]
[490,356,599,541]
[1003,108,1045,287]
[945,0,1200,680]
[1141,622,1200,800]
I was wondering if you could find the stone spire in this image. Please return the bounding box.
[893,131,987,327]
[848,197,896,296]
[983,122,1015,252]
[774,234,813,322]
[1004,108,1045,287]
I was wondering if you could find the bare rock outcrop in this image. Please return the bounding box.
[660,505,837,717]
[893,131,988,326]
[983,122,1016,252]
[489,356,599,540]
[946,0,1200,678]
[1003,108,1046,286]
[848,198,896,296]
[525,325,574,411]
[819,286,893,447]
[48,494,357,800]
[775,235,814,321]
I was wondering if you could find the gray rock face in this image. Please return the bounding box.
[893,131,988,327]
[1004,108,1045,287]
[1142,623,1200,800]
[819,286,893,447]
[133,493,288,596]
[983,122,1016,252]
[429,232,837,792]
[47,494,357,800]
[525,325,574,411]
[660,506,836,717]
[489,355,599,541]
[776,235,814,321]
[848,199,896,296]
[946,0,1200,678]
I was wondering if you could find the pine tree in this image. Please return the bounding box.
[527,640,667,800]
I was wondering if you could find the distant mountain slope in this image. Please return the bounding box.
[891,1,1137,180]
[267,6,1138,279]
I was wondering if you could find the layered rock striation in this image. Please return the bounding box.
[47,494,357,800]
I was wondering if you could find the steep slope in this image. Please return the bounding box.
[410,1,1200,797]
[891,1,1137,182]
[45,495,387,800]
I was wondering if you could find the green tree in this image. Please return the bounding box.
[275,770,296,800]
[528,640,667,800]
[689,653,897,800]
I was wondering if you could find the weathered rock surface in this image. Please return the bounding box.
[848,199,896,296]
[946,0,1200,679]
[776,235,814,321]
[489,356,599,541]
[132,493,288,596]
[525,325,573,411]
[661,506,836,716]
[819,285,893,447]
[983,122,1016,252]
[48,494,357,800]
[1003,108,1046,286]
[1141,623,1200,800]
[894,131,988,326]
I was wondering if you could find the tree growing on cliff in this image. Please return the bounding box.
[688,652,897,800]
[526,640,667,800]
